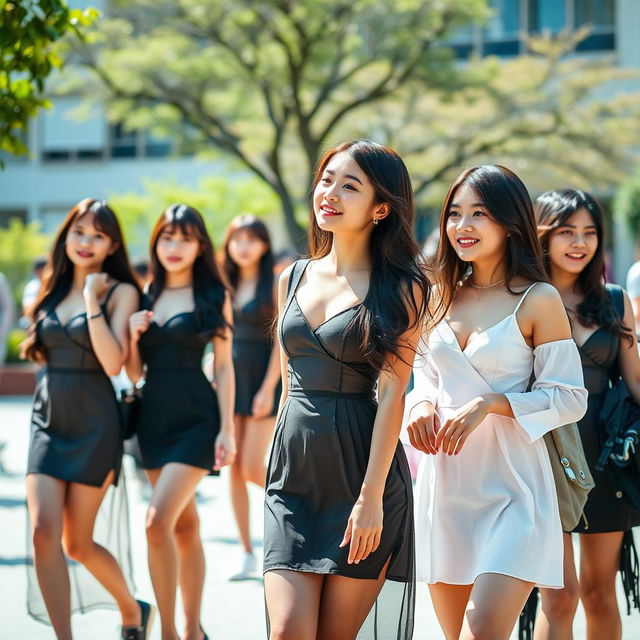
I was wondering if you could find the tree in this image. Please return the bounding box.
[68,1,640,245]
[68,0,487,246]
[615,168,640,236]
[0,1,97,159]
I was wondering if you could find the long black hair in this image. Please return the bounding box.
[22,199,141,362]
[221,214,275,321]
[536,189,633,346]
[148,204,229,339]
[431,165,548,327]
[309,139,430,371]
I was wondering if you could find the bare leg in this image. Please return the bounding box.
[26,474,72,640]
[62,471,140,627]
[239,415,275,488]
[316,559,390,640]
[460,573,534,640]
[536,533,580,640]
[264,569,323,640]
[174,498,205,640]
[579,531,624,640]
[429,583,473,640]
[146,464,208,640]
[228,416,251,552]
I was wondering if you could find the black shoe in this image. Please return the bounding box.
[121,600,155,640]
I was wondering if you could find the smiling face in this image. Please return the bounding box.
[312,150,383,234]
[65,211,115,269]
[547,207,598,276]
[155,224,201,274]
[445,183,509,265]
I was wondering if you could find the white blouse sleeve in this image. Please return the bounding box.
[504,338,588,444]
[401,339,440,444]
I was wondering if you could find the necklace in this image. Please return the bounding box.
[467,278,504,290]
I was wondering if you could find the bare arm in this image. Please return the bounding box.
[85,279,139,376]
[125,309,153,383]
[212,293,236,469]
[271,264,293,424]
[251,280,284,418]
[616,290,640,405]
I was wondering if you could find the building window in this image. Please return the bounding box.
[483,0,521,56]
[528,0,566,33]
[574,0,615,52]
[110,123,139,158]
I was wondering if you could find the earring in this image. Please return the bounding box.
[373,218,379,225]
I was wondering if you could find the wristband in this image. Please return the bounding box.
[88,311,104,320]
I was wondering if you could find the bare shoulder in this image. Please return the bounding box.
[112,282,139,304]
[520,282,563,312]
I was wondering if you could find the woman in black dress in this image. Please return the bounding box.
[534,190,640,640]
[126,204,235,640]
[263,140,430,639]
[22,199,151,640]
[221,215,280,579]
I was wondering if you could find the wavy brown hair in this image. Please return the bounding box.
[221,214,274,321]
[22,199,140,362]
[430,165,548,327]
[309,139,430,370]
[536,189,633,346]
[148,204,229,339]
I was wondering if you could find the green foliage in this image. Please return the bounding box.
[5,327,26,363]
[67,0,488,245]
[615,169,640,236]
[108,175,283,257]
[64,1,640,243]
[0,1,98,159]
[0,219,50,306]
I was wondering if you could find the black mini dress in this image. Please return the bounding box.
[136,310,220,472]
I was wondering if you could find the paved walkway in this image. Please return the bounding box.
[1,396,639,638]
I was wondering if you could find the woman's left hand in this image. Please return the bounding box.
[340,493,383,564]
[435,396,489,455]
[214,430,236,470]
[252,386,274,419]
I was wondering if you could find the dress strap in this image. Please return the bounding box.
[101,282,121,310]
[286,259,311,301]
[514,282,541,314]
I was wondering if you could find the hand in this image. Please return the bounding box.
[83,272,111,301]
[407,401,440,454]
[339,493,383,564]
[435,396,489,455]
[129,310,153,343]
[251,386,274,418]
[214,430,236,471]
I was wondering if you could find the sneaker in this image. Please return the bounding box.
[229,551,257,581]
[121,600,155,640]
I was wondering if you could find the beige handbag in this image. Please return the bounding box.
[544,422,595,531]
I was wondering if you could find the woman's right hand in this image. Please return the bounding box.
[129,310,153,343]
[407,400,440,454]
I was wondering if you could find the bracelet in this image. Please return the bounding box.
[88,311,104,320]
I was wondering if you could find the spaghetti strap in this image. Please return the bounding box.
[514,282,541,314]
[101,282,121,309]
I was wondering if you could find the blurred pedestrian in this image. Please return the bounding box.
[221,215,280,580]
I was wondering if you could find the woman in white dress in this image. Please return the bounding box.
[405,165,588,639]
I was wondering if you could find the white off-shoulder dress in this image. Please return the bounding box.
[405,285,588,588]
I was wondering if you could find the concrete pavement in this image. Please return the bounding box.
[1,396,639,639]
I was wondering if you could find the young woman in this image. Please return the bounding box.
[263,139,429,640]
[534,189,640,640]
[125,204,235,640]
[22,199,151,640]
[405,166,588,640]
[221,214,280,579]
